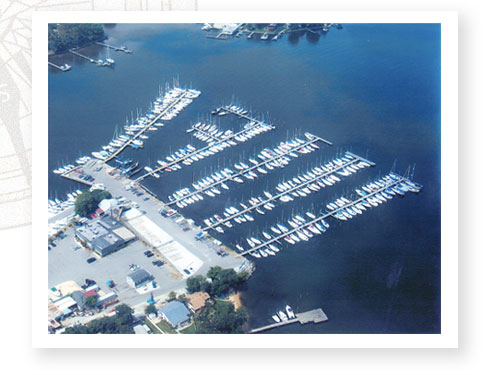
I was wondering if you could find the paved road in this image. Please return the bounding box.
[48,159,252,309]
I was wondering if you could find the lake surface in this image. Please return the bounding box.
[48,23,441,333]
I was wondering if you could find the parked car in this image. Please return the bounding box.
[152,260,164,267]
[86,257,96,264]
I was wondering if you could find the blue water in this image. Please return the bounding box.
[49,23,441,333]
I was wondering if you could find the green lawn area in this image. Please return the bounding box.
[157,320,177,334]
[145,318,162,334]
[180,322,197,334]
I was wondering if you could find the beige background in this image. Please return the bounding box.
[0,1,490,374]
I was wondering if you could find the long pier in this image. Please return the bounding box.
[104,92,187,163]
[167,135,330,207]
[48,61,69,71]
[135,120,276,182]
[249,308,328,333]
[95,41,132,53]
[236,174,411,257]
[68,49,95,63]
[202,152,373,231]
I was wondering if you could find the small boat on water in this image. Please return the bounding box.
[272,315,281,323]
[285,305,295,319]
[278,311,288,322]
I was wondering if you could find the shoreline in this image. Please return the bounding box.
[227,292,243,310]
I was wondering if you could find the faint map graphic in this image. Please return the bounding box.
[0,0,197,230]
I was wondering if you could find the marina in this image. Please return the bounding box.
[235,172,421,258]
[201,151,374,232]
[167,133,331,208]
[47,23,441,335]
[135,113,276,182]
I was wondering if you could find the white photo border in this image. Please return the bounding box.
[32,10,457,348]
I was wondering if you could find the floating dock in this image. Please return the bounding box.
[48,61,70,72]
[135,119,275,182]
[201,152,373,232]
[236,173,414,257]
[95,41,132,53]
[249,308,328,333]
[68,49,95,63]
[167,134,331,207]
[104,91,187,163]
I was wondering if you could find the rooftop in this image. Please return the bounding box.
[187,291,210,311]
[158,301,190,327]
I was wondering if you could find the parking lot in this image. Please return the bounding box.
[48,160,251,308]
[48,229,186,307]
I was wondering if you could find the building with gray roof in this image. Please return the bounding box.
[75,215,135,257]
[126,269,153,289]
[158,301,191,329]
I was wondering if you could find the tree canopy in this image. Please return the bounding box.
[48,23,105,53]
[186,274,211,294]
[207,267,247,297]
[186,267,247,297]
[194,301,247,334]
[63,304,135,334]
[74,189,111,218]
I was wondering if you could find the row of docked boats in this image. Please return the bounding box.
[188,122,235,143]
[144,121,275,180]
[90,86,200,161]
[168,136,320,208]
[272,305,296,323]
[331,173,422,221]
[211,104,248,117]
[238,173,422,259]
[202,153,371,234]
[48,189,83,216]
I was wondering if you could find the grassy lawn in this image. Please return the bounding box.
[157,320,177,334]
[180,323,197,334]
[145,318,162,334]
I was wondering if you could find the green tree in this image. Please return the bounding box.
[206,267,243,297]
[145,304,157,315]
[63,304,135,334]
[195,301,247,334]
[85,295,98,308]
[74,189,111,217]
[167,291,177,301]
[186,275,211,294]
[48,23,106,53]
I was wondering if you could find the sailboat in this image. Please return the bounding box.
[105,46,115,65]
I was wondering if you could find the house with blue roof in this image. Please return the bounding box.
[158,301,191,329]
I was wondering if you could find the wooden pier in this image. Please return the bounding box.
[68,49,95,63]
[167,135,330,207]
[48,61,70,72]
[249,308,328,333]
[236,174,410,257]
[201,152,374,231]
[95,41,132,53]
[135,120,275,182]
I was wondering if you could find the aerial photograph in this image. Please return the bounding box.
[47,22,441,335]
